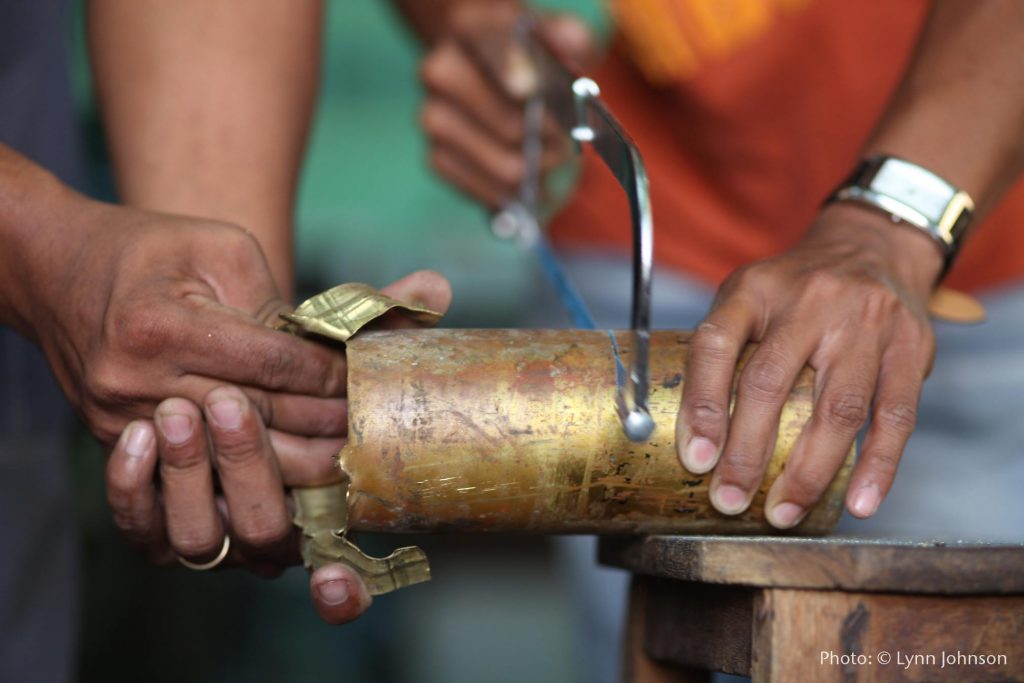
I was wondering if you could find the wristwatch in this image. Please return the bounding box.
[829,155,975,276]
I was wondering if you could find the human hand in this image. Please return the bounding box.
[419,1,596,208]
[677,203,944,528]
[25,196,348,447]
[104,271,452,624]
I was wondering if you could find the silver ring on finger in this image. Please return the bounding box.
[177,534,231,571]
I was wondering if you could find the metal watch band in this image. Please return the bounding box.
[829,156,975,275]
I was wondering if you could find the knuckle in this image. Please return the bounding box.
[160,442,208,471]
[858,286,902,327]
[234,516,290,551]
[420,101,449,137]
[219,227,267,275]
[875,401,917,433]
[685,397,727,429]
[802,269,843,296]
[741,350,791,401]
[211,430,260,464]
[494,154,524,187]
[172,533,223,560]
[113,303,180,360]
[419,48,451,90]
[691,321,738,363]
[727,263,770,292]
[784,465,834,504]
[719,449,764,483]
[866,446,901,478]
[821,389,870,431]
[254,342,297,391]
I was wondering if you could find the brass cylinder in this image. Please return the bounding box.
[340,329,853,535]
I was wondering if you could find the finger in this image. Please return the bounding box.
[712,325,816,516]
[430,144,510,209]
[764,345,879,528]
[845,345,928,519]
[268,430,344,487]
[212,495,301,576]
[449,1,526,96]
[119,371,348,440]
[421,41,526,147]
[310,563,373,625]
[204,385,293,563]
[677,294,758,475]
[105,420,173,563]
[421,98,525,195]
[249,392,348,438]
[154,398,226,563]
[378,269,453,320]
[172,301,347,398]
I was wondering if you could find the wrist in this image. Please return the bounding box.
[807,203,945,300]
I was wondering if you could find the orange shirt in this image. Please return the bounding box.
[550,0,1024,292]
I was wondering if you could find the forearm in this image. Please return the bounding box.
[862,0,1024,222]
[0,145,84,341]
[87,0,324,300]
[801,0,1024,295]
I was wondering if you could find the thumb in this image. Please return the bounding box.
[379,270,453,319]
[310,563,373,625]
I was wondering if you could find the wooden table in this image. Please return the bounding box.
[599,536,1024,682]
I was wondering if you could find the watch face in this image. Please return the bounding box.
[871,158,954,224]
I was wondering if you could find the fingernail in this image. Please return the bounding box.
[316,579,350,606]
[156,412,193,446]
[683,437,717,473]
[768,502,806,529]
[504,48,538,98]
[208,397,243,431]
[712,484,748,514]
[850,483,880,518]
[124,422,154,458]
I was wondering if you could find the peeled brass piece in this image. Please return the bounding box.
[292,484,430,596]
[278,282,442,342]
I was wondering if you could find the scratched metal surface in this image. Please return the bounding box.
[341,329,853,535]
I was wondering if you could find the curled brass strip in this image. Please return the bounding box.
[278,282,441,342]
[283,285,442,595]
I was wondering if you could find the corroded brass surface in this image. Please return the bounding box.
[341,329,854,535]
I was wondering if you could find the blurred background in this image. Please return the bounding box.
[69,2,622,682]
